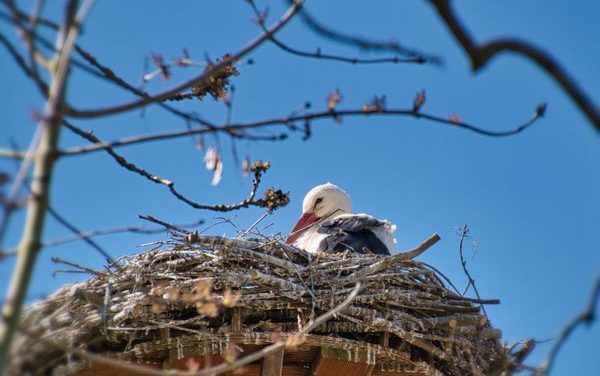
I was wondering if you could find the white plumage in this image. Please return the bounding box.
[286,183,396,255]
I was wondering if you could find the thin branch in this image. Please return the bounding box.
[45,205,113,263]
[65,0,304,119]
[457,224,487,317]
[0,1,94,371]
[58,103,545,158]
[248,1,425,65]
[0,149,29,160]
[138,214,191,235]
[428,0,600,133]
[341,233,440,283]
[537,273,600,375]
[0,219,205,259]
[71,45,217,128]
[0,31,48,94]
[0,5,58,30]
[51,256,101,276]
[294,1,440,64]
[62,121,287,212]
[0,127,41,245]
[6,282,361,376]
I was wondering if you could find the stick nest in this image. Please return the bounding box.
[9,235,520,375]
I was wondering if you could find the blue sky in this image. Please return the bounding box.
[1,1,599,374]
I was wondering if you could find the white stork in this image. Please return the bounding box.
[286,183,396,255]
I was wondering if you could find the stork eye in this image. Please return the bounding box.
[314,197,324,206]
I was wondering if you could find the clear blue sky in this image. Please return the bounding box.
[1,1,599,374]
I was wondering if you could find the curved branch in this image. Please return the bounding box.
[247,2,425,65]
[294,1,440,64]
[0,0,93,371]
[428,0,600,133]
[58,103,545,157]
[538,273,600,375]
[62,121,288,212]
[64,0,304,119]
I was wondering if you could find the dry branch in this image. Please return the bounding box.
[428,0,600,133]
[8,235,517,375]
[0,1,94,372]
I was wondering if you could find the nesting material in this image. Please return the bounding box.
[9,235,516,375]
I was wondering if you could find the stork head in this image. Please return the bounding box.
[286,183,352,245]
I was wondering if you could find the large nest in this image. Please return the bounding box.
[9,235,518,375]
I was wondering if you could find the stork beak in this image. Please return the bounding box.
[286,212,318,245]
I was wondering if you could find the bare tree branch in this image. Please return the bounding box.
[457,224,487,317]
[537,273,600,375]
[0,219,204,259]
[54,103,545,158]
[63,0,304,119]
[45,205,113,263]
[428,0,600,133]
[248,1,425,65]
[0,32,48,95]
[0,0,94,371]
[62,121,289,212]
[293,1,440,64]
[71,45,218,128]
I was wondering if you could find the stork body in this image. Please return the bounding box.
[286,183,396,255]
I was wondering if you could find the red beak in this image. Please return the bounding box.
[286,212,318,245]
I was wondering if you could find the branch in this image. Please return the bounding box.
[0,219,204,260]
[45,205,113,263]
[428,0,600,133]
[293,1,440,64]
[247,1,425,65]
[62,120,289,212]
[0,0,94,372]
[7,282,361,376]
[0,149,29,160]
[0,31,48,95]
[51,256,102,276]
[64,0,304,119]
[537,273,600,375]
[457,224,487,317]
[57,103,545,158]
[71,45,217,128]
[341,233,440,283]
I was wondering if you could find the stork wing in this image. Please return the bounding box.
[317,214,392,255]
[318,214,386,234]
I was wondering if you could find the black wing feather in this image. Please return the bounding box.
[318,215,385,234]
[317,215,390,255]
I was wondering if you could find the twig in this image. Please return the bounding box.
[0,219,204,259]
[537,273,600,375]
[51,256,102,276]
[0,32,48,95]
[341,233,440,282]
[64,0,304,119]
[138,214,191,235]
[62,120,285,212]
[240,211,271,237]
[57,104,545,159]
[292,1,439,64]
[247,1,425,65]
[457,224,487,317]
[0,126,41,246]
[46,205,113,263]
[8,282,361,376]
[71,45,217,128]
[428,0,600,133]
[0,1,95,371]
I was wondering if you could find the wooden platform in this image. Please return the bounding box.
[75,332,435,376]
